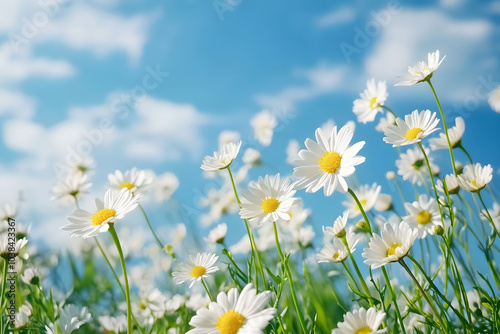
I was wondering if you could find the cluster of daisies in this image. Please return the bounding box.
[2,49,500,334]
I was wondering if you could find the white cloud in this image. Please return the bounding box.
[364,10,493,99]
[0,43,75,82]
[0,89,36,119]
[439,0,466,9]
[255,64,347,110]
[315,7,356,28]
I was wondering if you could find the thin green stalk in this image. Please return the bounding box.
[347,188,372,234]
[457,143,473,164]
[227,166,266,288]
[341,261,361,293]
[273,222,308,334]
[201,278,214,302]
[382,105,398,118]
[381,267,406,334]
[0,260,7,334]
[477,191,500,238]
[426,79,457,174]
[342,238,374,307]
[109,225,132,334]
[399,259,445,330]
[138,203,164,248]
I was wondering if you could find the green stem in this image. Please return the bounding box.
[273,222,308,334]
[347,188,372,234]
[109,225,132,334]
[201,278,214,302]
[0,260,7,334]
[458,144,473,164]
[477,191,500,238]
[427,79,457,174]
[341,262,361,293]
[342,238,374,307]
[381,267,406,334]
[382,105,398,118]
[138,203,164,248]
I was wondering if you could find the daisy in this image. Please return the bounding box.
[317,227,359,263]
[436,174,460,195]
[488,85,500,113]
[375,112,396,133]
[186,293,211,312]
[204,223,227,244]
[374,193,393,212]
[172,252,219,288]
[242,147,261,166]
[482,202,500,235]
[219,130,241,149]
[457,163,493,192]
[396,146,437,186]
[108,168,154,195]
[98,315,127,333]
[332,307,386,334]
[404,195,441,238]
[21,267,40,286]
[362,222,418,269]
[187,283,276,334]
[51,172,92,206]
[201,141,242,171]
[251,110,277,146]
[342,183,381,217]
[0,204,17,223]
[323,211,349,238]
[154,172,179,202]
[383,109,440,146]
[69,156,95,175]
[293,125,366,196]
[352,78,388,123]
[62,188,140,238]
[239,174,298,225]
[0,235,28,260]
[14,302,33,328]
[395,50,446,86]
[429,116,465,150]
[57,304,91,334]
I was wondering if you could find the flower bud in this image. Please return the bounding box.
[355,221,370,233]
[434,225,445,236]
[386,171,396,180]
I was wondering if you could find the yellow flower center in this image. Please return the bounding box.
[91,208,116,226]
[190,266,207,278]
[356,199,368,211]
[261,197,280,213]
[471,180,477,187]
[416,210,432,225]
[355,327,372,334]
[120,182,135,190]
[333,251,340,259]
[387,243,403,256]
[405,127,424,141]
[369,96,378,109]
[216,310,246,334]
[319,151,342,174]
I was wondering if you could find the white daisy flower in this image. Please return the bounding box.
[62,188,140,238]
[187,283,276,334]
[219,130,241,149]
[204,223,227,244]
[172,252,219,288]
[353,78,388,124]
[396,146,437,186]
[98,315,127,333]
[0,235,28,260]
[395,50,446,86]
[70,156,95,175]
[154,172,179,202]
[286,139,300,165]
[108,167,154,195]
[52,173,92,206]
[293,125,366,196]
[186,293,211,311]
[386,171,396,180]
[482,202,500,235]
[375,112,396,133]
[57,304,92,334]
[332,307,387,334]
[374,193,392,212]
[436,174,460,195]
[251,110,277,146]
[21,267,40,286]
[488,85,500,113]
[14,302,32,328]
[362,222,418,269]
[404,195,441,238]
[317,227,360,263]
[457,163,493,192]
[201,141,242,171]
[166,295,186,313]
[429,116,465,150]
[323,211,349,238]
[0,204,17,223]
[239,174,298,225]
[342,183,381,217]
[383,109,440,147]
[242,147,261,166]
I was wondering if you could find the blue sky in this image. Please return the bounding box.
[0,0,499,251]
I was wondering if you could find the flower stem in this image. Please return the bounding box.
[427,79,457,174]
[201,278,214,302]
[477,191,500,238]
[138,203,164,248]
[347,188,372,234]
[109,225,132,334]
[382,105,398,118]
[381,267,406,334]
[0,260,7,334]
[227,166,266,288]
[273,222,308,334]
[457,143,473,164]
